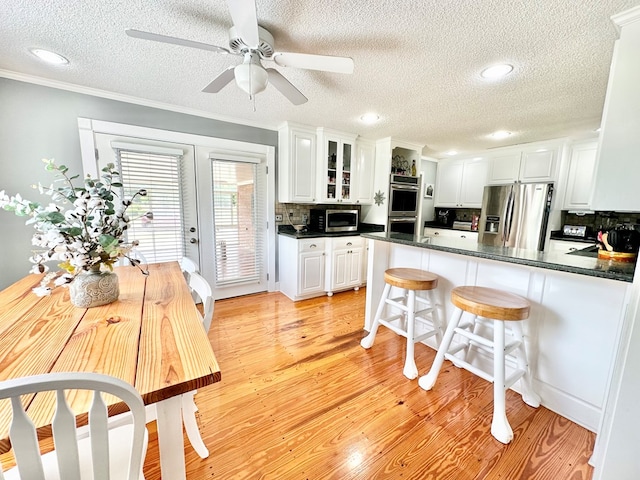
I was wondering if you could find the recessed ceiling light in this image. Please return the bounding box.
[359,113,380,124]
[29,48,69,65]
[480,64,513,79]
[446,150,458,156]
[489,130,512,140]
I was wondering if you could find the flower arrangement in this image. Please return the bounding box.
[0,158,147,296]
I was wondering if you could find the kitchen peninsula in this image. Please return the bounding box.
[361,231,634,433]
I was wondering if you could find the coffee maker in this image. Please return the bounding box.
[435,208,455,227]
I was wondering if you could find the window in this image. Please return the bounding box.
[113,145,185,264]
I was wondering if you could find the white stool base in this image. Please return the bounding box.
[418,306,539,444]
[361,283,442,380]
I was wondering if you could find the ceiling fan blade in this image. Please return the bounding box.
[126,29,231,54]
[267,69,308,105]
[272,52,354,74]
[202,66,236,93]
[225,0,260,48]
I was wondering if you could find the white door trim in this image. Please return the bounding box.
[77,117,277,294]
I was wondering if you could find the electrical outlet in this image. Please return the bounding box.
[302,214,308,224]
[289,211,294,217]
[275,214,283,222]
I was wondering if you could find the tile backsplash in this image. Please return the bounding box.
[275,203,362,226]
[562,211,640,232]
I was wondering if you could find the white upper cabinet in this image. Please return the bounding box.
[488,144,559,185]
[563,141,598,210]
[353,138,376,205]
[591,9,640,211]
[278,123,317,203]
[434,158,489,208]
[317,128,357,204]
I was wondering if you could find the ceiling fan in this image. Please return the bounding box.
[125,0,354,105]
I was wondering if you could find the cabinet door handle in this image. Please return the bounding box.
[310,244,316,248]
[460,235,466,239]
[569,247,577,251]
[346,242,353,246]
[434,232,439,235]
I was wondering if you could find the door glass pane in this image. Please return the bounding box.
[117,150,185,263]
[342,142,351,200]
[211,160,263,287]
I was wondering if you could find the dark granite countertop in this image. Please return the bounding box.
[278,223,384,239]
[361,231,635,283]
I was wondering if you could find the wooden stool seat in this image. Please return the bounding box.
[361,268,443,380]
[384,268,438,291]
[451,286,530,321]
[419,285,540,444]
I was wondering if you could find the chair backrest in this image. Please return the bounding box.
[188,272,214,333]
[0,372,147,480]
[179,257,199,276]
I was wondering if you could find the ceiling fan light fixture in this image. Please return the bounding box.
[234,53,268,95]
[29,48,69,65]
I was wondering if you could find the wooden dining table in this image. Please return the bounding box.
[0,261,221,479]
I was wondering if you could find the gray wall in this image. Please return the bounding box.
[0,78,277,290]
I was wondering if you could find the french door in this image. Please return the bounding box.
[79,119,275,300]
[195,147,269,299]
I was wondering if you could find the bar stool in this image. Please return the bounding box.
[418,286,540,444]
[360,268,443,380]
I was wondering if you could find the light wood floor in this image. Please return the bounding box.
[141,288,595,480]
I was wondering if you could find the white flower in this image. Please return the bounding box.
[32,285,52,297]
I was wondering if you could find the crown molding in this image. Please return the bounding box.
[0,69,278,132]
[611,5,640,34]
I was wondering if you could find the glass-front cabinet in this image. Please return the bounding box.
[317,128,357,203]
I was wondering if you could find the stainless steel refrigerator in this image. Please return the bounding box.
[478,183,554,251]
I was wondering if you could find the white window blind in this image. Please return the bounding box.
[211,159,264,287]
[114,149,185,264]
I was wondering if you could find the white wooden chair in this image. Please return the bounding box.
[0,372,148,480]
[188,272,214,333]
[179,256,199,281]
[179,271,214,458]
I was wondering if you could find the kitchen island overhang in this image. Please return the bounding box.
[361,231,632,435]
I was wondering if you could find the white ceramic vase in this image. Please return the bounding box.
[69,265,119,308]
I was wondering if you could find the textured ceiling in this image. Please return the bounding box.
[1,0,637,157]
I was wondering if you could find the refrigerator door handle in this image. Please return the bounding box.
[503,189,515,244]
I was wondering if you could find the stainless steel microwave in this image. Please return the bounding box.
[309,209,358,233]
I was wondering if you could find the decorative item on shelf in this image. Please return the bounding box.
[0,158,148,307]
[411,160,417,176]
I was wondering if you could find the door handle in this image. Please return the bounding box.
[189,238,198,244]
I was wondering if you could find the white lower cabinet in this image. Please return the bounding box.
[279,236,326,301]
[279,235,365,301]
[423,227,478,242]
[547,239,592,254]
[326,236,364,296]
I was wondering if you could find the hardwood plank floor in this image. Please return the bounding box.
[139,288,595,479]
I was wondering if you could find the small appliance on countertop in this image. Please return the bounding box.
[435,208,455,228]
[452,221,472,231]
[562,225,589,238]
[550,224,597,243]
